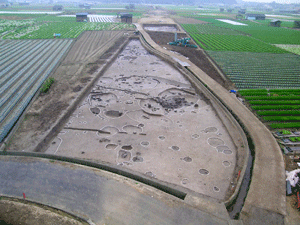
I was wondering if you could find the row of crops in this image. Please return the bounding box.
[239,89,300,129]
[206,51,300,89]
[0,14,135,39]
[179,15,300,130]
[182,24,287,53]
[183,18,300,45]
[0,39,73,143]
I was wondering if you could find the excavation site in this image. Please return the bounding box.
[45,39,243,200]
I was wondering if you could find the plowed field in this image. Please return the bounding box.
[7,30,131,151]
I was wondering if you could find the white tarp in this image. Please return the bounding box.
[286,169,300,187]
[217,19,248,26]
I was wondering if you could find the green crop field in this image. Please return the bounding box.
[0,14,134,39]
[182,18,300,45]
[206,51,300,89]
[276,44,300,55]
[181,24,242,35]
[183,30,287,53]
[239,89,300,129]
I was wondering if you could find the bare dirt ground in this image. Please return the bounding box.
[138,15,176,25]
[46,40,238,200]
[0,198,87,225]
[7,30,132,152]
[145,30,230,88]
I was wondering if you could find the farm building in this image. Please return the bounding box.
[79,4,91,9]
[245,14,265,20]
[53,5,63,11]
[76,13,88,22]
[238,9,246,14]
[294,20,300,28]
[120,13,133,24]
[236,14,244,20]
[269,20,282,27]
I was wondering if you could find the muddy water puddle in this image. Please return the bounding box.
[46,40,236,200]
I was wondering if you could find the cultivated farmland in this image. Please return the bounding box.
[0,14,134,39]
[239,89,300,129]
[185,18,300,45]
[88,15,115,22]
[206,51,300,89]
[0,39,73,142]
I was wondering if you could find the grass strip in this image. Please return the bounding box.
[263,116,300,122]
[257,110,300,116]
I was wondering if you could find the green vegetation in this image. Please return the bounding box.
[249,100,300,105]
[182,18,300,45]
[257,111,300,116]
[21,22,133,39]
[182,23,287,53]
[244,96,300,101]
[289,137,300,142]
[276,44,300,55]
[239,89,300,129]
[207,51,300,89]
[252,105,300,110]
[182,24,242,35]
[281,130,292,135]
[0,15,135,39]
[40,77,54,93]
[263,116,300,122]
[0,12,136,39]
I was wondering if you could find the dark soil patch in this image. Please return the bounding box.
[146,31,230,88]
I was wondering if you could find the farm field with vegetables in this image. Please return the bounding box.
[181,18,300,44]
[206,51,300,89]
[239,89,300,129]
[275,44,300,55]
[0,13,134,39]
[181,25,287,53]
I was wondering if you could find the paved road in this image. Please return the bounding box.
[135,22,286,224]
[0,156,235,225]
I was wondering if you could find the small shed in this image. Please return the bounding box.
[294,20,300,28]
[120,13,132,24]
[53,5,63,11]
[238,9,246,14]
[269,19,282,27]
[76,13,88,22]
[245,14,265,20]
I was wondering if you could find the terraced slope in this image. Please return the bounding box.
[0,39,73,142]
